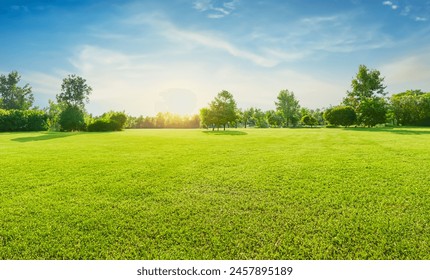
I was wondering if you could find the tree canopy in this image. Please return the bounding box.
[0,71,34,110]
[56,74,92,108]
[343,65,388,127]
[201,90,238,130]
[275,89,300,127]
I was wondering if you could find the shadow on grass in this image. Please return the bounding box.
[202,130,248,136]
[343,127,430,135]
[11,132,78,142]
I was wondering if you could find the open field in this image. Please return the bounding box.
[1,128,430,259]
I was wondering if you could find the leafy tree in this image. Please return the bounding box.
[301,115,318,127]
[242,107,256,128]
[357,97,387,127]
[275,89,300,127]
[266,110,283,127]
[0,71,34,110]
[203,90,238,130]
[56,74,92,108]
[59,105,86,131]
[343,65,388,126]
[253,108,269,128]
[323,106,357,127]
[390,90,430,126]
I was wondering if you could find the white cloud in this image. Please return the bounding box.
[380,50,430,94]
[382,1,399,10]
[415,16,428,22]
[193,0,239,19]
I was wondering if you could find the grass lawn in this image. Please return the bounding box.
[1,127,430,259]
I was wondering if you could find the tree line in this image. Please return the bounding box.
[199,65,430,130]
[1,65,429,132]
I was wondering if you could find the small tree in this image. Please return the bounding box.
[301,115,318,127]
[0,71,34,110]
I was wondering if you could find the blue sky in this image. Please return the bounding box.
[1,0,430,116]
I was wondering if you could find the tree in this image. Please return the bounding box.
[204,90,238,130]
[301,115,318,127]
[390,90,430,126]
[323,105,357,127]
[56,74,92,108]
[0,71,34,110]
[357,97,387,127]
[275,89,300,127]
[343,65,388,126]
[266,110,283,127]
[59,105,86,131]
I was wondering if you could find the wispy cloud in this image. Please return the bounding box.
[193,0,239,19]
[383,1,399,10]
[415,16,428,22]
[380,49,430,93]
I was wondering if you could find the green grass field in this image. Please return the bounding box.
[1,127,430,259]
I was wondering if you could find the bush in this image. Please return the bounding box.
[0,109,48,131]
[324,106,357,127]
[59,105,86,131]
[88,111,127,132]
[87,119,117,132]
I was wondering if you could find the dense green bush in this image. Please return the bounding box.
[88,111,127,132]
[87,119,117,132]
[59,105,86,131]
[324,106,357,127]
[0,109,48,131]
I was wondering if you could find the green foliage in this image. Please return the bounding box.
[201,90,238,130]
[87,119,117,132]
[357,97,387,127]
[56,74,92,108]
[0,71,34,110]
[127,113,200,129]
[1,128,430,259]
[323,106,357,127]
[0,109,48,131]
[59,105,86,132]
[390,90,430,126]
[266,110,283,128]
[343,65,388,127]
[275,89,301,127]
[88,111,128,132]
[344,64,387,107]
[300,114,318,127]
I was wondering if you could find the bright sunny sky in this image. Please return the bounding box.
[1,0,429,116]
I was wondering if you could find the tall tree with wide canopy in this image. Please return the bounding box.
[56,74,92,131]
[275,89,300,127]
[343,65,388,126]
[200,90,238,130]
[0,71,34,110]
[56,74,92,108]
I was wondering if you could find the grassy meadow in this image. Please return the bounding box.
[1,127,430,259]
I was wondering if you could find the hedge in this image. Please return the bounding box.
[0,109,48,131]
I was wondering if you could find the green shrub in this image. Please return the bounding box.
[88,111,127,132]
[59,105,86,132]
[87,119,117,132]
[0,109,48,131]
